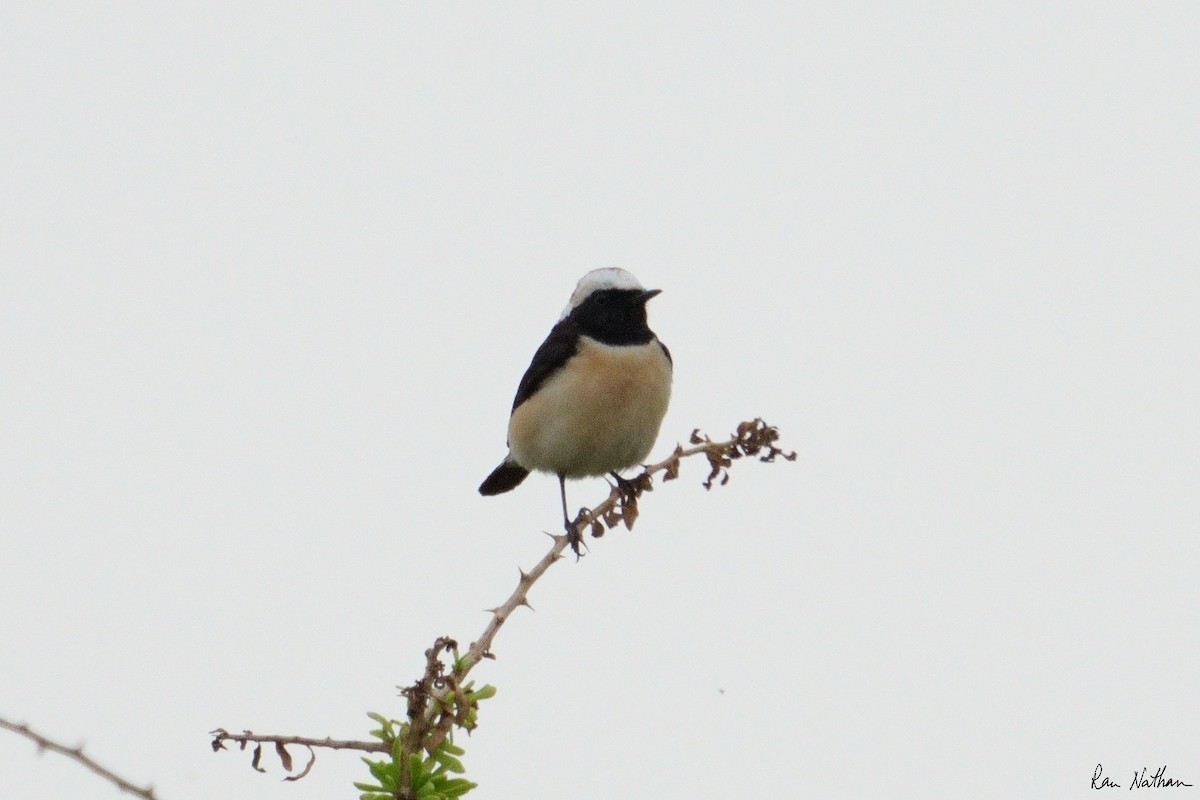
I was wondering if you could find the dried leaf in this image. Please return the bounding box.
[251,743,265,773]
[603,507,621,529]
[283,747,316,782]
[275,742,293,772]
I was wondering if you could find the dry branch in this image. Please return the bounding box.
[425,419,794,737]
[212,418,794,783]
[0,717,161,800]
[209,728,386,755]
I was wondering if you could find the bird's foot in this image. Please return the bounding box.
[609,472,647,505]
[565,516,588,558]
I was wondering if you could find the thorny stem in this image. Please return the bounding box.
[437,422,793,718]
[0,717,161,800]
[209,419,793,783]
[209,729,386,754]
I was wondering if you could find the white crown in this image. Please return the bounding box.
[560,268,645,320]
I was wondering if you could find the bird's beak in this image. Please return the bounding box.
[637,288,662,304]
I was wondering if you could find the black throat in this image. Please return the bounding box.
[569,288,655,346]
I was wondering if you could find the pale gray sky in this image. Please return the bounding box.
[2,4,1197,799]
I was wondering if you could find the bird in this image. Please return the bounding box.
[479,268,672,553]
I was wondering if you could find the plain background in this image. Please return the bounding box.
[2,3,1197,799]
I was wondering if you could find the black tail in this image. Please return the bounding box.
[479,460,530,495]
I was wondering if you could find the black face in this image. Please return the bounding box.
[571,288,656,346]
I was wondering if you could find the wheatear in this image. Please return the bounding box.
[479,268,672,551]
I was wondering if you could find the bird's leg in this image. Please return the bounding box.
[560,474,585,556]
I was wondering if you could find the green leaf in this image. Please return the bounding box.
[440,742,465,756]
[365,713,395,742]
[441,778,478,797]
[409,753,430,786]
[432,751,465,774]
[468,685,497,701]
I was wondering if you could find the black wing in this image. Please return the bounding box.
[511,316,581,411]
